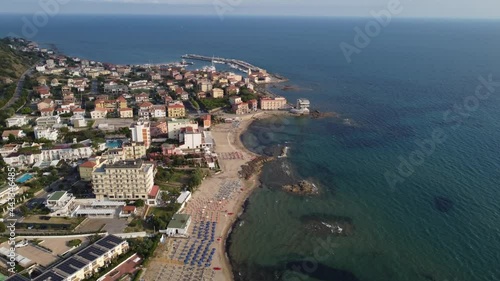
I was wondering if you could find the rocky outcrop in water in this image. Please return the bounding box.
[240,156,274,180]
[310,110,338,119]
[301,214,355,237]
[282,180,318,195]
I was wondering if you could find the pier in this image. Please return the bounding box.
[182,54,288,83]
[181,54,260,72]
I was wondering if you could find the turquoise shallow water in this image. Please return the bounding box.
[1,15,500,281]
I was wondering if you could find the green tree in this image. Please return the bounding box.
[135,199,145,207]
[0,222,6,233]
[19,205,29,216]
[7,134,15,142]
[20,107,32,114]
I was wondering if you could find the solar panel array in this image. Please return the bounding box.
[5,275,30,281]
[6,235,126,281]
[95,235,123,250]
[56,257,87,274]
[77,245,106,262]
[33,271,65,281]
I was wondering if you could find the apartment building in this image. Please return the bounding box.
[260,97,287,110]
[92,159,156,201]
[7,235,129,281]
[211,88,224,98]
[35,115,61,127]
[130,121,151,148]
[90,108,108,119]
[34,126,59,141]
[123,142,147,160]
[167,118,199,140]
[167,101,186,118]
[6,115,28,128]
[79,160,97,181]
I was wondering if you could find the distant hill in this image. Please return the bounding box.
[0,37,38,83]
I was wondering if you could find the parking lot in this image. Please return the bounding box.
[0,237,85,267]
[76,218,129,234]
[92,118,134,129]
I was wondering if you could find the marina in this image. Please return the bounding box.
[181,54,287,82]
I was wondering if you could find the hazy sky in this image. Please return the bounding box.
[1,0,500,18]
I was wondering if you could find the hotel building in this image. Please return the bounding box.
[92,159,156,201]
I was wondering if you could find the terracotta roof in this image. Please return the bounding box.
[120,107,132,111]
[40,108,54,112]
[122,205,136,212]
[148,185,160,198]
[139,102,153,108]
[116,96,127,102]
[168,104,185,109]
[2,130,21,137]
[80,161,96,168]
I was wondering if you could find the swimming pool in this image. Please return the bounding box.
[106,140,123,149]
[16,173,33,183]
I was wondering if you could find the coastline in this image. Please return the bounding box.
[213,111,283,281]
[143,111,286,281]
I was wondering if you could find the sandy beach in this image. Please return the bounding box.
[143,111,283,281]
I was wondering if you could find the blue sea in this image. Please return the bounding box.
[1,15,500,281]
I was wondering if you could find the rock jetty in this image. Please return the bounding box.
[282,180,319,195]
[240,156,274,180]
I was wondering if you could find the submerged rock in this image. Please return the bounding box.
[301,214,355,237]
[433,196,454,213]
[282,180,319,195]
[284,260,361,281]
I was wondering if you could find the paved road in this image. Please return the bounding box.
[0,65,36,111]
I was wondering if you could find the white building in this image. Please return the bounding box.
[91,109,108,119]
[0,144,20,157]
[176,191,192,212]
[151,105,167,118]
[36,115,61,127]
[3,153,43,169]
[41,145,93,162]
[45,191,77,217]
[179,127,202,150]
[130,121,151,148]
[6,115,28,128]
[11,235,130,281]
[297,98,310,110]
[70,115,88,128]
[164,214,191,236]
[92,159,156,201]
[34,126,59,141]
[167,118,198,140]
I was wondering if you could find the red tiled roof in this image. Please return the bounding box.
[168,104,184,109]
[122,205,136,212]
[139,102,153,108]
[148,185,160,198]
[80,161,96,168]
[2,130,21,137]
